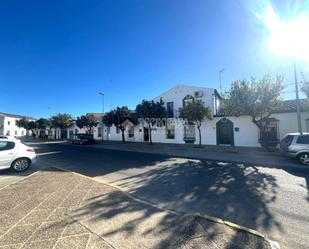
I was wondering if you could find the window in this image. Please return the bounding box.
[194,91,203,98]
[22,131,24,135]
[282,135,294,146]
[296,135,309,144]
[128,126,134,138]
[167,102,174,118]
[116,127,120,134]
[0,141,15,151]
[8,121,10,125]
[184,125,195,139]
[15,131,18,136]
[259,118,279,142]
[6,131,10,136]
[166,127,175,139]
[183,95,194,107]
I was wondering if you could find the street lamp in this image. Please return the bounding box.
[98,92,104,140]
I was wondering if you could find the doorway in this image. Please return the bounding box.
[216,118,234,146]
[144,127,149,142]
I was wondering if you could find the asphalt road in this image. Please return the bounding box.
[31,143,309,249]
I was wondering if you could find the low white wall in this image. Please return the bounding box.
[84,111,308,147]
[271,112,309,139]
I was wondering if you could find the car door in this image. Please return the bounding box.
[0,141,17,168]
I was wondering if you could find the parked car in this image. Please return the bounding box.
[0,135,18,139]
[0,138,36,172]
[70,134,97,145]
[280,133,309,165]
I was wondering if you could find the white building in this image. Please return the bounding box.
[153,84,221,117]
[102,85,309,147]
[0,112,35,137]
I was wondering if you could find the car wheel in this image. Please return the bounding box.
[11,158,31,172]
[298,153,309,165]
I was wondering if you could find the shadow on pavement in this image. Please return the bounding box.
[40,144,283,233]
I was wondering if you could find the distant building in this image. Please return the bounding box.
[0,112,35,137]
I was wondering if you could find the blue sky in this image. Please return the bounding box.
[1,0,308,118]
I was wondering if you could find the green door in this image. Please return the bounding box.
[216,118,234,146]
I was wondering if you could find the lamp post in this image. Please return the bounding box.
[98,92,104,140]
[293,58,303,134]
[219,68,225,94]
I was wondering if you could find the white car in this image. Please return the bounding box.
[0,138,37,172]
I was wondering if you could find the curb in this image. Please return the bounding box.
[53,166,280,249]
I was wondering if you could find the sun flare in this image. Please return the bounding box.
[258,2,309,63]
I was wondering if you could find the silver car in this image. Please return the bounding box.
[280,133,309,165]
[0,138,37,172]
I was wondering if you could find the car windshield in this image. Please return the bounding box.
[282,135,294,146]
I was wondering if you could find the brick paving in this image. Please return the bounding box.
[0,168,271,249]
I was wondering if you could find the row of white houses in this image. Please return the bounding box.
[68,84,309,147]
[2,84,308,147]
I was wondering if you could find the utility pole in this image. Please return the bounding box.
[98,92,104,140]
[293,58,303,134]
[215,69,225,115]
[219,68,225,94]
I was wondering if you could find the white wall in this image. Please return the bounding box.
[1,116,29,137]
[153,85,219,117]
[75,111,308,147]
[271,111,309,138]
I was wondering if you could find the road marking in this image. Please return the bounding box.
[37,151,62,156]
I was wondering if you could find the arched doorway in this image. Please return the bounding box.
[216,118,234,146]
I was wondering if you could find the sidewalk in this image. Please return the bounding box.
[0,168,273,249]
[94,141,299,168]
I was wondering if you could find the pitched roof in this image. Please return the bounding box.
[153,84,217,101]
[274,99,309,113]
[0,112,35,120]
[217,99,309,117]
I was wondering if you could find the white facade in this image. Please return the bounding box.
[0,113,33,137]
[153,84,221,117]
[65,122,108,141]
[102,112,307,147]
[101,85,307,147]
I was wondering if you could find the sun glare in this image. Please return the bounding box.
[256,2,309,63]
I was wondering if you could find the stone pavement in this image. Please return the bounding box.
[0,168,272,249]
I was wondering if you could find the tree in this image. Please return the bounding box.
[76,114,97,134]
[36,118,51,130]
[16,118,30,131]
[35,118,51,138]
[135,99,167,144]
[180,102,212,147]
[103,106,134,143]
[222,75,284,129]
[50,113,74,129]
[16,118,37,136]
[301,78,309,98]
[222,75,284,148]
[50,113,74,139]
